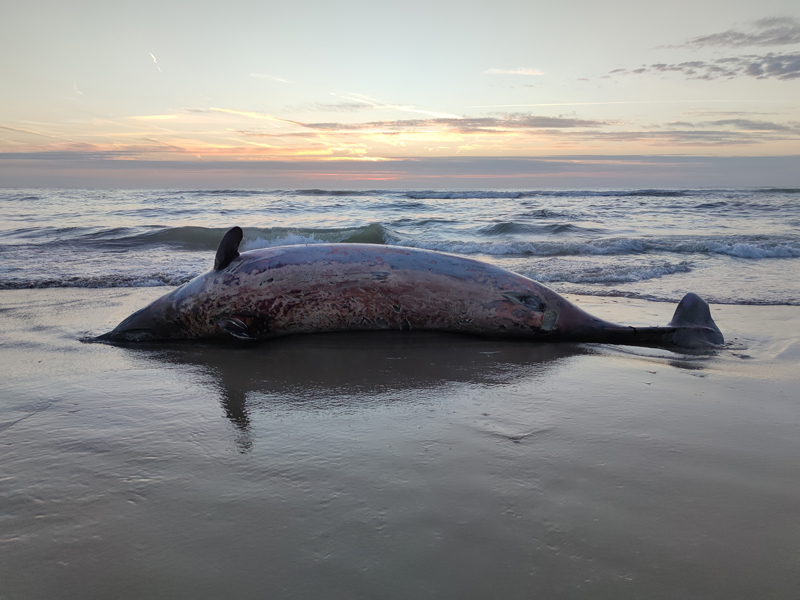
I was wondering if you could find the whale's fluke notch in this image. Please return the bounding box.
[215,226,243,270]
[668,292,724,346]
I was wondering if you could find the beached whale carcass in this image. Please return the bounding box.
[97,227,724,348]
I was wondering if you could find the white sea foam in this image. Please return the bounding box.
[244,233,328,250]
[704,241,800,258]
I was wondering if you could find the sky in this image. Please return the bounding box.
[1,0,799,188]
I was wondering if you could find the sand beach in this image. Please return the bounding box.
[1,287,798,599]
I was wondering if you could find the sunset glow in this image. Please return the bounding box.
[1,0,798,187]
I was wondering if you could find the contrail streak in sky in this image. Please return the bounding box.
[149,53,162,72]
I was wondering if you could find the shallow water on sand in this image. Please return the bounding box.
[1,289,799,599]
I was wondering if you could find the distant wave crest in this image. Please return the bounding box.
[396,236,800,258]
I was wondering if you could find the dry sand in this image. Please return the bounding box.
[1,288,799,599]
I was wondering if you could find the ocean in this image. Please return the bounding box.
[2,187,798,306]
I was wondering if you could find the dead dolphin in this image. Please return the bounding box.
[96,226,724,348]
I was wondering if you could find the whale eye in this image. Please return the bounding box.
[539,303,546,311]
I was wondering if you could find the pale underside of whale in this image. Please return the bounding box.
[97,227,724,349]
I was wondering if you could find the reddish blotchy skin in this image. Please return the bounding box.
[108,244,622,342]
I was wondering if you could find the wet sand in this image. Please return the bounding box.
[1,288,799,599]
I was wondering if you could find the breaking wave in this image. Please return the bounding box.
[0,223,393,251]
[291,189,381,197]
[477,222,600,236]
[404,189,693,199]
[529,261,692,284]
[396,237,800,258]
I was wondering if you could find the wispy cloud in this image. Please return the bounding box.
[665,118,797,131]
[289,101,375,113]
[560,128,795,146]
[611,52,800,81]
[250,73,291,83]
[385,105,461,119]
[0,124,55,138]
[546,116,800,147]
[298,114,611,134]
[679,16,800,48]
[207,107,297,127]
[679,109,780,118]
[4,99,797,165]
[328,93,462,119]
[484,67,544,75]
[129,114,183,121]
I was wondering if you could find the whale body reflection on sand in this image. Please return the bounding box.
[135,331,590,451]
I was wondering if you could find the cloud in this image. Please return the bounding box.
[611,52,800,80]
[601,18,800,83]
[558,119,800,146]
[250,73,291,83]
[4,102,795,167]
[681,16,800,48]
[484,68,544,75]
[668,118,797,131]
[559,129,781,147]
[299,114,611,134]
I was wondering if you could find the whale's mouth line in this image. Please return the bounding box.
[90,328,158,343]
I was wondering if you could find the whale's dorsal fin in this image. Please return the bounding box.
[215,227,243,270]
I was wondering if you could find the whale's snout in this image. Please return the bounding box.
[96,297,183,343]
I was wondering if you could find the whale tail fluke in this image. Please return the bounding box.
[667,293,724,347]
[587,293,724,349]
